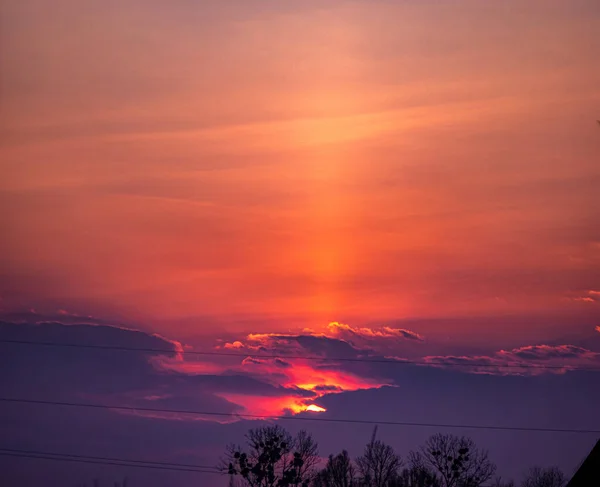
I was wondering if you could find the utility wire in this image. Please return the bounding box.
[0,449,499,486]
[2,397,599,435]
[0,451,222,475]
[0,447,219,471]
[2,338,599,371]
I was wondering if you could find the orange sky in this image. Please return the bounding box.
[1,0,599,342]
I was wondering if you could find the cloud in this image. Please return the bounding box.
[232,348,390,402]
[574,297,595,303]
[241,356,267,366]
[326,322,425,342]
[4,318,596,430]
[501,344,595,361]
[223,330,365,359]
[293,334,366,357]
[240,356,292,371]
[0,320,396,420]
[0,321,321,420]
[313,384,343,392]
[204,323,599,414]
[596,326,600,333]
[1,323,261,429]
[2,319,600,486]
[274,358,293,368]
[569,290,600,303]
[220,323,424,368]
[222,333,304,354]
[421,344,600,376]
[210,329,396,408]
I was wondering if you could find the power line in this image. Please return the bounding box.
[0,451,222,475]
[0,449,497,486]
[2,396,599,435]
[0,447,219,472]
[2,338,599,371]
[0,452,506,487]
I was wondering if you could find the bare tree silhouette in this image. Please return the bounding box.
[398,451,440,487]
[220,427,575,487]
[521,467,566,487]
[312,450,356,487]
[295,429,320,483]
[356,427,402,487]
[490,477,515,487]
[421,434,495,487]
[222,425,319,487]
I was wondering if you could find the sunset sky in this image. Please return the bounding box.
[1,1,600,485]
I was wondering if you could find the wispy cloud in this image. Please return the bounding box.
[569,290,600,304]
[325,322,424,342]
[573,297,595,303]
[422,344,600,376]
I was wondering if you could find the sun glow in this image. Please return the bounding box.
[305,404,327,413]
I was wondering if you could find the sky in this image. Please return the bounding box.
[1,0,600,485]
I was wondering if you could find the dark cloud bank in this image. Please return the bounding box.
[1,320,599,486]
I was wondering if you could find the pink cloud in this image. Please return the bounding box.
[216,323,424,367]
[211,393,317,417]
[570,290,600,303]
[150,332,185,360]
[151,356,226,375]
[220,333,307,355]
[163,329,394,416]
[237,353,389,397]
[241,356,267,366]
[143,394,171,401]
[240,356,292,369]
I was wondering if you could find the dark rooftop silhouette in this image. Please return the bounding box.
[566,438,600,486]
